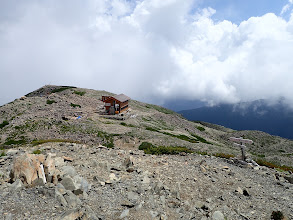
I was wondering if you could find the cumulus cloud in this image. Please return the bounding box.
[1,0,293,108]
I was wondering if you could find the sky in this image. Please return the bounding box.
[1,0,293,109]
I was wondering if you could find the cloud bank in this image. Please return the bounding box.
[1,0,293,108]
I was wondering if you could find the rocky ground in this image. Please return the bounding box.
[0,142,292,220]
[1,85,292,168]
[0,85,293,220]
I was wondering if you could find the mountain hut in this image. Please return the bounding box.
[102,94,130,115]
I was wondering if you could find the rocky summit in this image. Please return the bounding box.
[0,85,293,219]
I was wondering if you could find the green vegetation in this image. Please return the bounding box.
[32,149,42,154]
[51,86,76,93]
[31,139,81,146]
[256,158,293,172]
[46,100,56,105]
[271,211,284,220]
[0,120,9,129]
[197,126,205,131]
[120,122,136,127]
[138,142,154,150]
[0,151,6,157]
[70,103,81,108]
[138,142,193,155]
[196,151,235,159]
[74,90,86,96]
[97,131,119,148]
[191,134,213,144]
[145,126,212,144]
[145,104,174,114]
[213,152,235,159]
[146,127,160,132]
[162,132,198,143]
[4,137,27,146]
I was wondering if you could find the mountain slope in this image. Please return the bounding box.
[0,85,293,168]
[0,85,293,219]
[179,100,293,140]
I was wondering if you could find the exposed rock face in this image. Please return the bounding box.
[10,153,46,185]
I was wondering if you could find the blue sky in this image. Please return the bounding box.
[199,0,289,23]
[1,0,293,108]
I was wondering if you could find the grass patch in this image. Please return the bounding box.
[139,142,193,155]
[51,86,76,93]
[74,91,86,96]
[138,142,154,150]
[162,132,198,143]
[213,152,234,159]
[271,211,284,220]
[46,100,56,105]
[191,134,213,145]
[32,149,42,154]
[70,103,81,108]
[197,126,205,131]
[4,138,27,146]
[97,131,119,148]
[256,158,293,172]
[120,122,136,127]
[0,120,9,129]
[196,151,235,159]
[145,104,174,114]
[31,139,81,146]
[0,151,6,157]
[146,127,160,132]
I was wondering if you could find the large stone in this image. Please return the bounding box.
[10,179,23,191]
[61,166,77,178]
[61,176,76,191]
[212,211,225,220]
[73,175,91,194]
[119,209,129,219]
[64,190,81,208]
[10,153,46,185]
[55,189,68,207]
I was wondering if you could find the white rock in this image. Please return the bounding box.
[212,211,224,220]
[119,209,129,219]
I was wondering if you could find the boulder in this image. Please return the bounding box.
[10,153,46,185]
[212,211,225,220]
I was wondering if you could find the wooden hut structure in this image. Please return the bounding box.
[102,94,130,115]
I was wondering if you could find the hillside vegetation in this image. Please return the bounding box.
[0,85,293,169]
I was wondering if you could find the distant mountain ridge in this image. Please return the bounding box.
[179,99,293,140]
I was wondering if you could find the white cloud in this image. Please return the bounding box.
[1,0,293,108]
[281,0,293,15]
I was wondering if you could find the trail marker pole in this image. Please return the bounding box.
[229,137,253,161]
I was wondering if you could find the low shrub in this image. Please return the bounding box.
[32,149,42,154]
[120,122,136,127]
[0,151,6,157]
[51,86,76,93]
[105,141,115,148]
[213,152,234,159]
[146,127,160,132]
[46,100,56,105]
[271,211,284,220]
[0,120,9,129]
[74,91,86,96]
[4,139,27,145]
[31,139,81,146]
[70,103,81,108]
[191,134,213,145]
[197,126,205,131]
[256,158,293,172]
[138,142,154,150]
[139,142,193,155]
